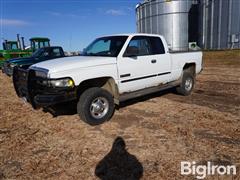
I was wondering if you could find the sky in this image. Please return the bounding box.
[0,0,140,51]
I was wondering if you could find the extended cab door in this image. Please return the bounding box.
[117,35,171,94]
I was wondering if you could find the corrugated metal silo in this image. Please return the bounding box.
[136,0,193,51]
[198,0,240,49]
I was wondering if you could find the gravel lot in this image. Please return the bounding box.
[0,50,239,179]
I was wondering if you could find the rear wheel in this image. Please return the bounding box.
[176,72,195,96]
[77,87,115,125]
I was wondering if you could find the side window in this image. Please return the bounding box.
[126,36,152,56]
[44,41,49,47]
[39,42,45,48]
[149,37,165,54]
[52,48,62,57]
[124,36,165,57]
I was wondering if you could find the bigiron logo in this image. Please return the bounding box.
[181,161,237,179]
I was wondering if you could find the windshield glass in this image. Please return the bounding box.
[32,48,45,58]
[82,36,128,57]
[11,43,18,50]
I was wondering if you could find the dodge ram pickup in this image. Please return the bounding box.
[13,34,202,125]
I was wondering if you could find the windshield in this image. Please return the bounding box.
[82,36,128,57]
[11,43,18,50]
[32,48,45,58]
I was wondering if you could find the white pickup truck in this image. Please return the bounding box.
[13,34,202,125]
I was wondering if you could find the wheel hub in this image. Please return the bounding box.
[185,78,193,91]
[90,97,109,119]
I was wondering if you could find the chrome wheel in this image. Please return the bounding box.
[90,97,109,119]
[184,78,193,91]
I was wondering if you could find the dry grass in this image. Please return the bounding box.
[203,50,240,67]
[0,50,240,179]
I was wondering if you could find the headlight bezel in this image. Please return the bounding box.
[9,63,16,68]
[31,67,49,78]
[42,77,75,88]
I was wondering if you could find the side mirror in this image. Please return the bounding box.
[124,46,139,57]
[43,52,49,57]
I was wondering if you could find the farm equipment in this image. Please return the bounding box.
[30,37,50,51]
[0,34,50,68]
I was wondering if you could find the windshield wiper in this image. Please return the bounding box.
[81,53,113,57]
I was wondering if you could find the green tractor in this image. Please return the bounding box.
[30,37,50,51]
[0,34,50,68]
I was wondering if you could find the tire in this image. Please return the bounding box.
[77,87,115,125]
[176,72,195,96]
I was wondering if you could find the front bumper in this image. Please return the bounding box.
[2,63,13,76]
[13,68,77,108]
[34,90,76,106]
[2,67,13,76]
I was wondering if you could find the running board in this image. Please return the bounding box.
[119,80,180,103]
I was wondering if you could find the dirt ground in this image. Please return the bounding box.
[0,50,239,180]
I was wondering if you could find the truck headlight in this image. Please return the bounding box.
[10,63,15,68]
[44,78,75,88]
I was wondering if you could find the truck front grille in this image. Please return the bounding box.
[13,67,29,98]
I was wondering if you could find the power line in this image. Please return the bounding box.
[0,0,3,43]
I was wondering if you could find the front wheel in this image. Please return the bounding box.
[77,87,115,125]
[176,72,195,96]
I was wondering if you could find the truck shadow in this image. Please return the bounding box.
[42,101,78,117]
[42,88,176,117]
[95,136,143,180]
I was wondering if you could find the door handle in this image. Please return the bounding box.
[151,59,157,63]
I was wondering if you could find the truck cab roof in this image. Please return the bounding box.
[37,46,62,50]
[101,33,164,38]
[30,37,50,41]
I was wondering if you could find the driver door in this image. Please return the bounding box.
[117,36,157,93]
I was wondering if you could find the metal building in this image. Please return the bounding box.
[136,0,193,51]
[136,0,240,50]
[199,0,240,49]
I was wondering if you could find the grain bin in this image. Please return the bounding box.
[198,0,240,49]
[136,0,240,50]
[136,0,193,51]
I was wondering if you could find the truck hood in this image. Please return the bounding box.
[30,56,116,73]
[6,57,33,65]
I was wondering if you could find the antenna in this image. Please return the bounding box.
[69,33,72,51]
[0,0,3,43]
